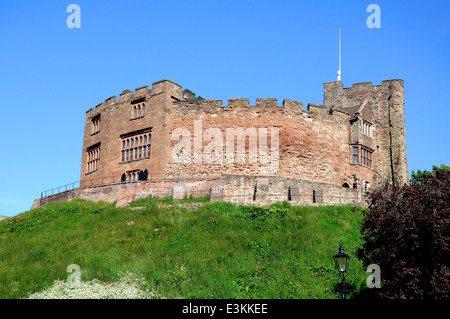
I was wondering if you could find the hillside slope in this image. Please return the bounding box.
[0,199,367,299]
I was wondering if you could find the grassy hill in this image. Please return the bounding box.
[0,198,368,299]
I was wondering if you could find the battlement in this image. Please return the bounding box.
[85,79,183,116]
[169,95,356,123]
[324,79,404,108]
[344,79,404,92]
[174,97,306,109]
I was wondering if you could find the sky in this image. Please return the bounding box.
[0,0,449,217]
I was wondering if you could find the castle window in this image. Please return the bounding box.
[91,115,100,134]
[124,170,140,182]
[352,147,359,163]
[364,181,370,193]
[86,144,101,174]
[120,128,152,163]
[351,145,373,168]
[362,121,372,137]
[131,101,146,119]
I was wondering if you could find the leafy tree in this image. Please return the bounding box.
[410,164,450,186]
[357,169,450,298]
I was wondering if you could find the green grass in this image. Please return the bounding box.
[0,199,368,299]
[129,194,211,207]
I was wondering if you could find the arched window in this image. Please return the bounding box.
[137,105,141,117]
[143,169,148,181]
[342,183,350,188]
[144,135,147,144]
[140,136,142,146]
[133,106,136,118]
[142,103,145,116]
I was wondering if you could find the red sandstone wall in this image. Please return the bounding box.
[164,98,374,189]
[80,80,183,185]
[80,78,409,197]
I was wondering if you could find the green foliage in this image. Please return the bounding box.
[129,195,210,207]
[239,205,288,221]
[358,169,450,299]
[410,163,449,186]
[0,201,366,299]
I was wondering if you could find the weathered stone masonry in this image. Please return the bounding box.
[35,78,408,208]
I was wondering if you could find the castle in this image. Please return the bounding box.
[36,78,408,208]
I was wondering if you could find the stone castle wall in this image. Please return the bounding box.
[33,77,408,209]
[164,97,374,188]
[36,174,368,208]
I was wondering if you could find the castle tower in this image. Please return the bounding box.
[324,79,409,187]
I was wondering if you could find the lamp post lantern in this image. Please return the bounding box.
[333,243,351,299]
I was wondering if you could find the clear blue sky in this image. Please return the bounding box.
[0,0,449,217]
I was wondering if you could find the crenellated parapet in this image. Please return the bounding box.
[85,79,182,119]
[170,93,358,125]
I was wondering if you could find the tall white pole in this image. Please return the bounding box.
[337,26,341,81]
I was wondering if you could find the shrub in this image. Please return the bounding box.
[357,169,450,298]
[239,206,288,221]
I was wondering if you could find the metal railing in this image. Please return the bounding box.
[40,173,220,199]
[41,181,81,199]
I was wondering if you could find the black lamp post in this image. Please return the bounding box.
[333,243,351,299]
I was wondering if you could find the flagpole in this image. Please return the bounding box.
[337,26,341,81]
